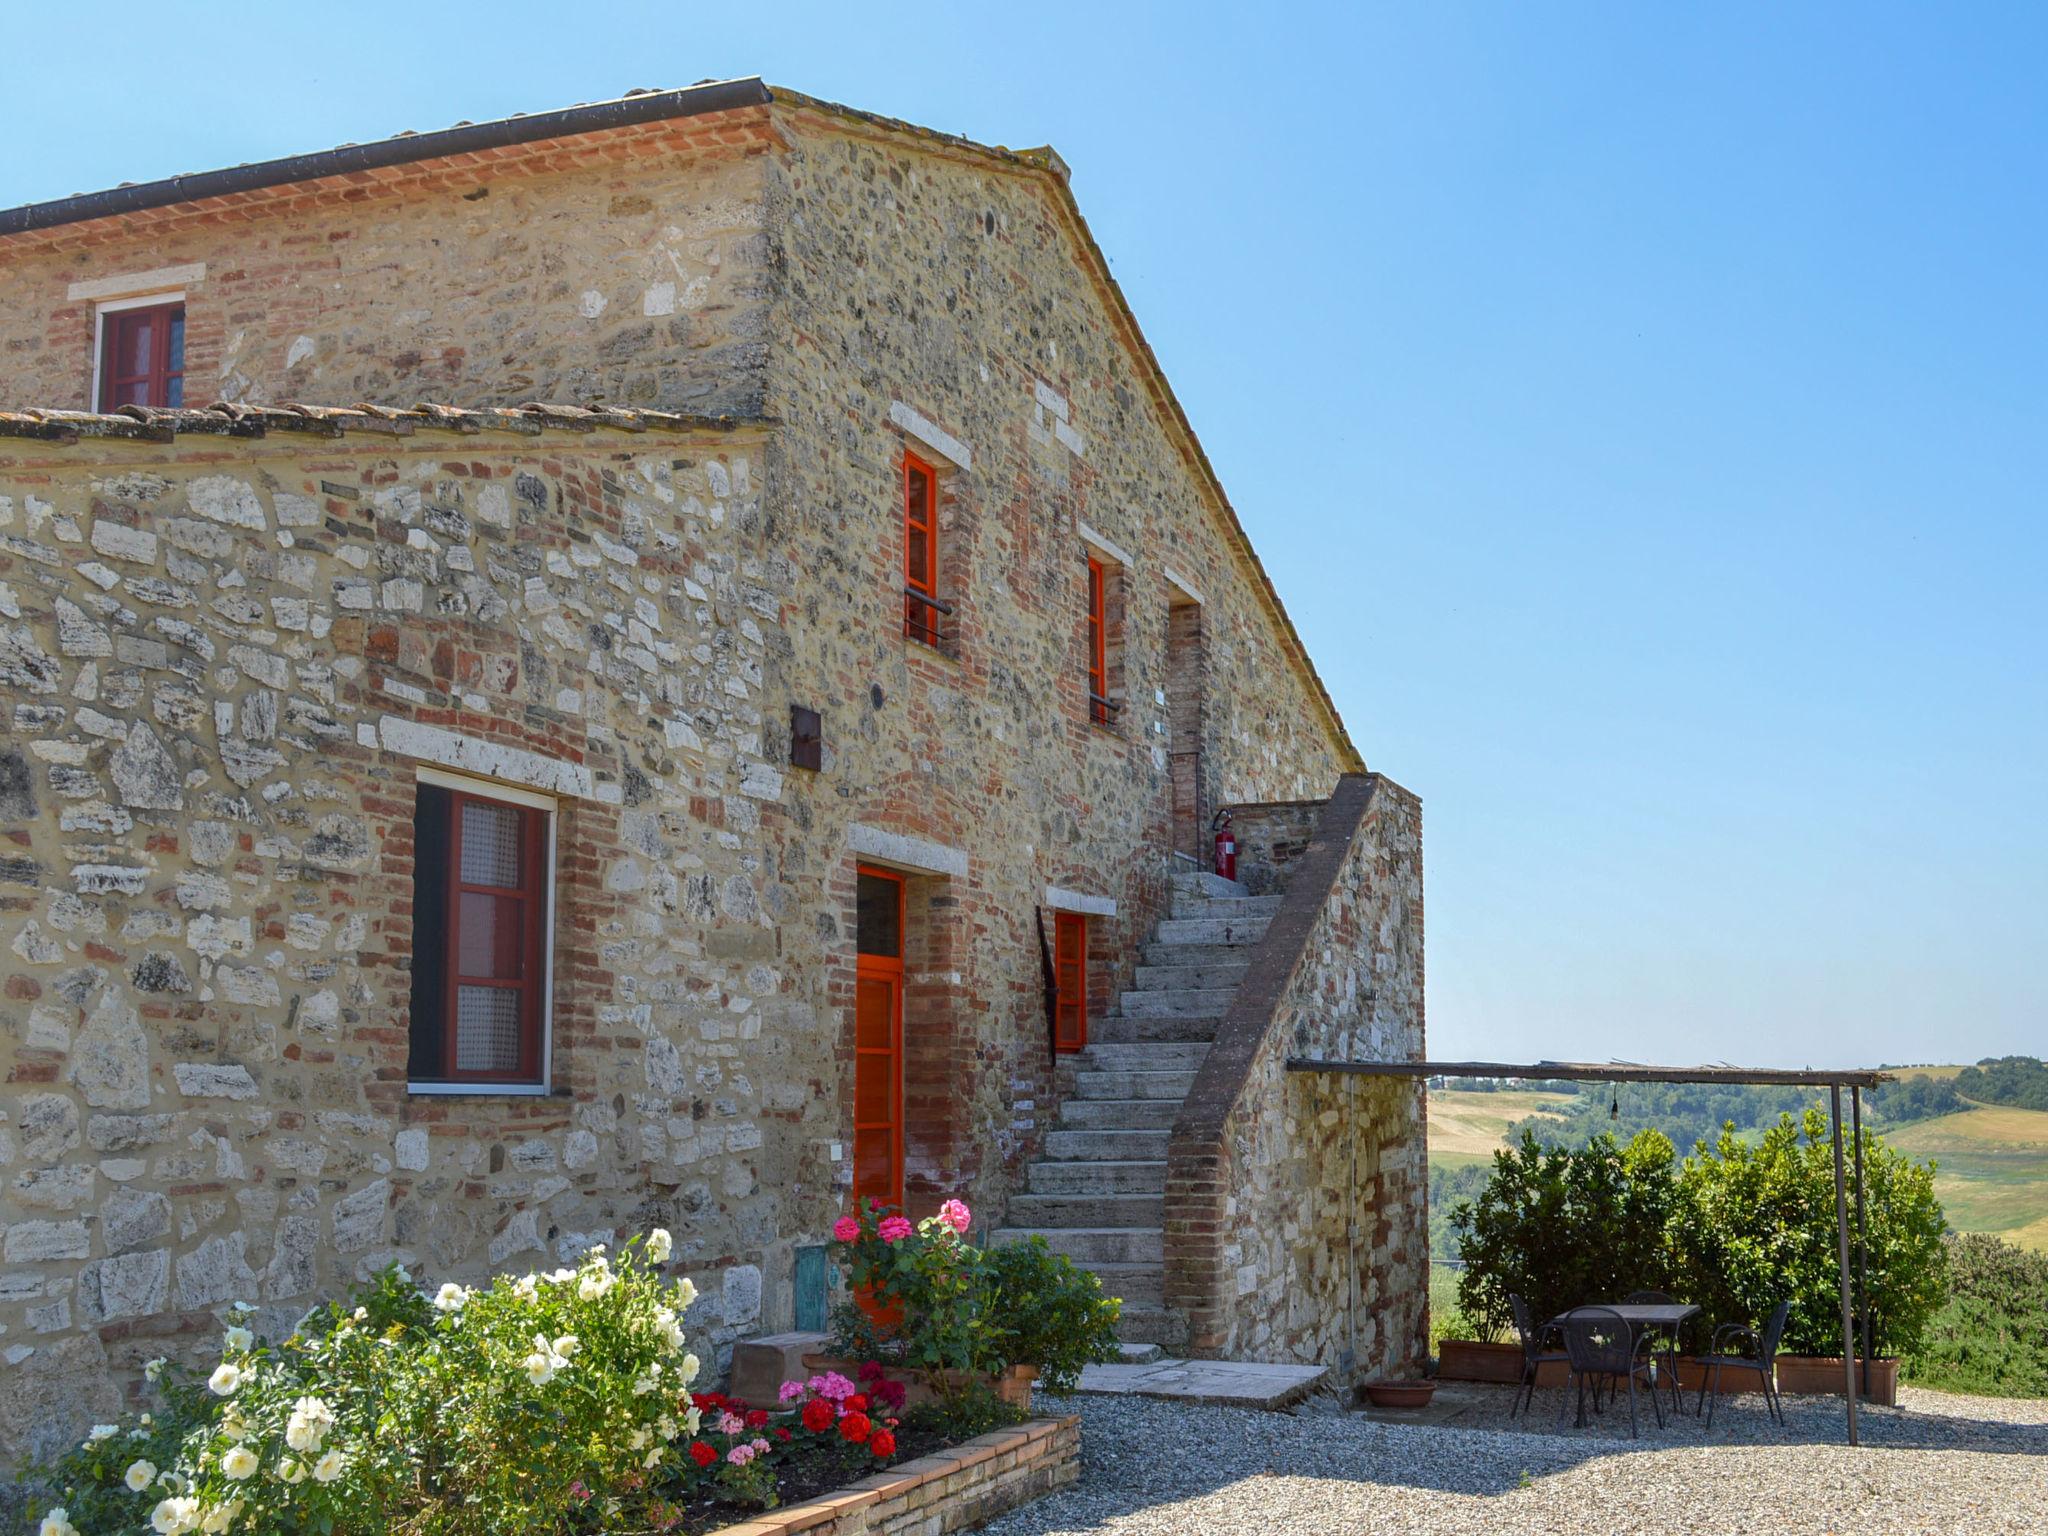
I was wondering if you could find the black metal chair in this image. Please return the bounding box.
[1556,1306,1664,1437]
[1507,1293,1569,1419]
[1695,1300,1790,1427]
[1623,1290,1686,1411]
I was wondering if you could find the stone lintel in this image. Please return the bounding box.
[847,822,967,879]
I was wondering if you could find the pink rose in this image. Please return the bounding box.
[832,1216,861,1243]
[878,1215,914,1243]
[937,1198,971,1234]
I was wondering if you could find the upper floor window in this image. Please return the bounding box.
[97,301,185,410]
[408,775,555,1091]
[902,451,945,647]
[1086,557,1110,726]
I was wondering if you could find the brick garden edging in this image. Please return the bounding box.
[710,1415,1080,1536]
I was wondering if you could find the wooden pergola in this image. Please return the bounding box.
[1285,1056,1892,1445]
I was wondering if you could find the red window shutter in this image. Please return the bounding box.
[903,454,940,645]
[442,790,547,1083]
[1086,558,1108,725]
[99,304,185,411]
[1054,913,1088,1052]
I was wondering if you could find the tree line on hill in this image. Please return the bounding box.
[1950,1055,2048,1111]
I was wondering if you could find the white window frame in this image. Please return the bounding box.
[406,765,559,1097]
[89,289,187,413]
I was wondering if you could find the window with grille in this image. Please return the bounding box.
[98,302,185,410]
[407,779,552,1088]
[902,452,943,646]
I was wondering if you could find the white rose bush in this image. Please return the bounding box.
[24,1232,706,1535]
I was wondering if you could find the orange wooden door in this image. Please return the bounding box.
[854,867,905,1209]
[1054,912,1088,1052]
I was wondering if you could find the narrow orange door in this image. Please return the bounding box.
[853,867,905,1210]
[1054,912,1088,1052]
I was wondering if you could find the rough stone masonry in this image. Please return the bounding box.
[0,81,1423,1462]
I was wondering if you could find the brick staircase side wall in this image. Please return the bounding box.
[1163,773,1427,1378]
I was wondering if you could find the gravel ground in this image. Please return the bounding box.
[986,1383,2048,1536]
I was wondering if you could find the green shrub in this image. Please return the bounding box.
[979,1236,1125,1393]
[1675,1109,1947,1356]
[1451,1129,1679,1340]
[1449,1111,1949,1360]
[828,1198,1121,1395]
[25,1236,706,1536]
[1905,1233,2048,1396]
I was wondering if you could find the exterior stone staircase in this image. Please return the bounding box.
[993,870,1282,1348]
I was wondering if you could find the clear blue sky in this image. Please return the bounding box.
[7,3,2042,1071]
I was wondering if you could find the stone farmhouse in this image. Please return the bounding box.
[0,79,1427,1460]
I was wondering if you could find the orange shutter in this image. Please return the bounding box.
[1054,912,1088,1052]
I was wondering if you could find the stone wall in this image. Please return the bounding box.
[1226,798,1324,896]
[0,113,777,416]
[1164,775,1428,1375]
[0,95,1398,1458]
[0,417,804,1461]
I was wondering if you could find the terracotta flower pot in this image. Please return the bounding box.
[1773,1355,1899,1406]
[801,1353,1038,1411]
[1435,1339,1565,1386]
[1362,1380,1436,1409]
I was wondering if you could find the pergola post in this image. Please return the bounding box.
[1852,1086,1869,1395]
[1829,1085,1860,1446]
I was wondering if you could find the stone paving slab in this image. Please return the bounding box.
[1071,1357,1329,1409]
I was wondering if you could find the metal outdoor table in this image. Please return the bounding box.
[1551,1303,1699,1418]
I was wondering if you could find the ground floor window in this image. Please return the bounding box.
[1054,911,1088,1051]
[407,774,554,1090]
[854,866,906,1207]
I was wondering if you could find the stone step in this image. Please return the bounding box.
[1056,1098,1179,1131]
[1118,1341,1166,1365]
[1044,1128,1171,1160]
[1089,1013,1224,1044]
[1077,1041,1209,1072]
[1112,1305,1190,1350]
[1151,915,1271,947]
[1081,1262,1165,1308]
[1132,960,1250,992]
[991,1227,1163,1265]
[1074,1069,1196,1101]
[1120,988,1239,1019]
[1171,870,1250,900]
[1141,941,1255,968]
[1027,1158,1167,1195]
[1169,892,1286,920]
[1004,1193,1164,1229]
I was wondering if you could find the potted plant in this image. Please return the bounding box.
[805,1198,1123,1411]
[1439,1130,1680,1384]
[1671,1112,1948,1407]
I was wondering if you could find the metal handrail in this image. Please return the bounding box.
[903,586,954,616]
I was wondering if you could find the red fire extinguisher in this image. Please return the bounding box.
[1212,808,1237,882]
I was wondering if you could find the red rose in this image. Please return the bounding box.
[688,1442,717,1469]
[843,1394,868,1415]
[745,1409,769,1429]
[839,1411,873,1444]
[802,1398,835,1433]
[870,1429,897,1459]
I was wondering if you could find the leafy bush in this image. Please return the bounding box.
[26,1235,718,1536]
[1449,1112,1949,1359]
[1675,1109,1947,1356]
[828,1198,1122,1396]
[1451,1129,1680,1340]
[979,1237,1126,1394]
[1905,1234,2048,1397]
